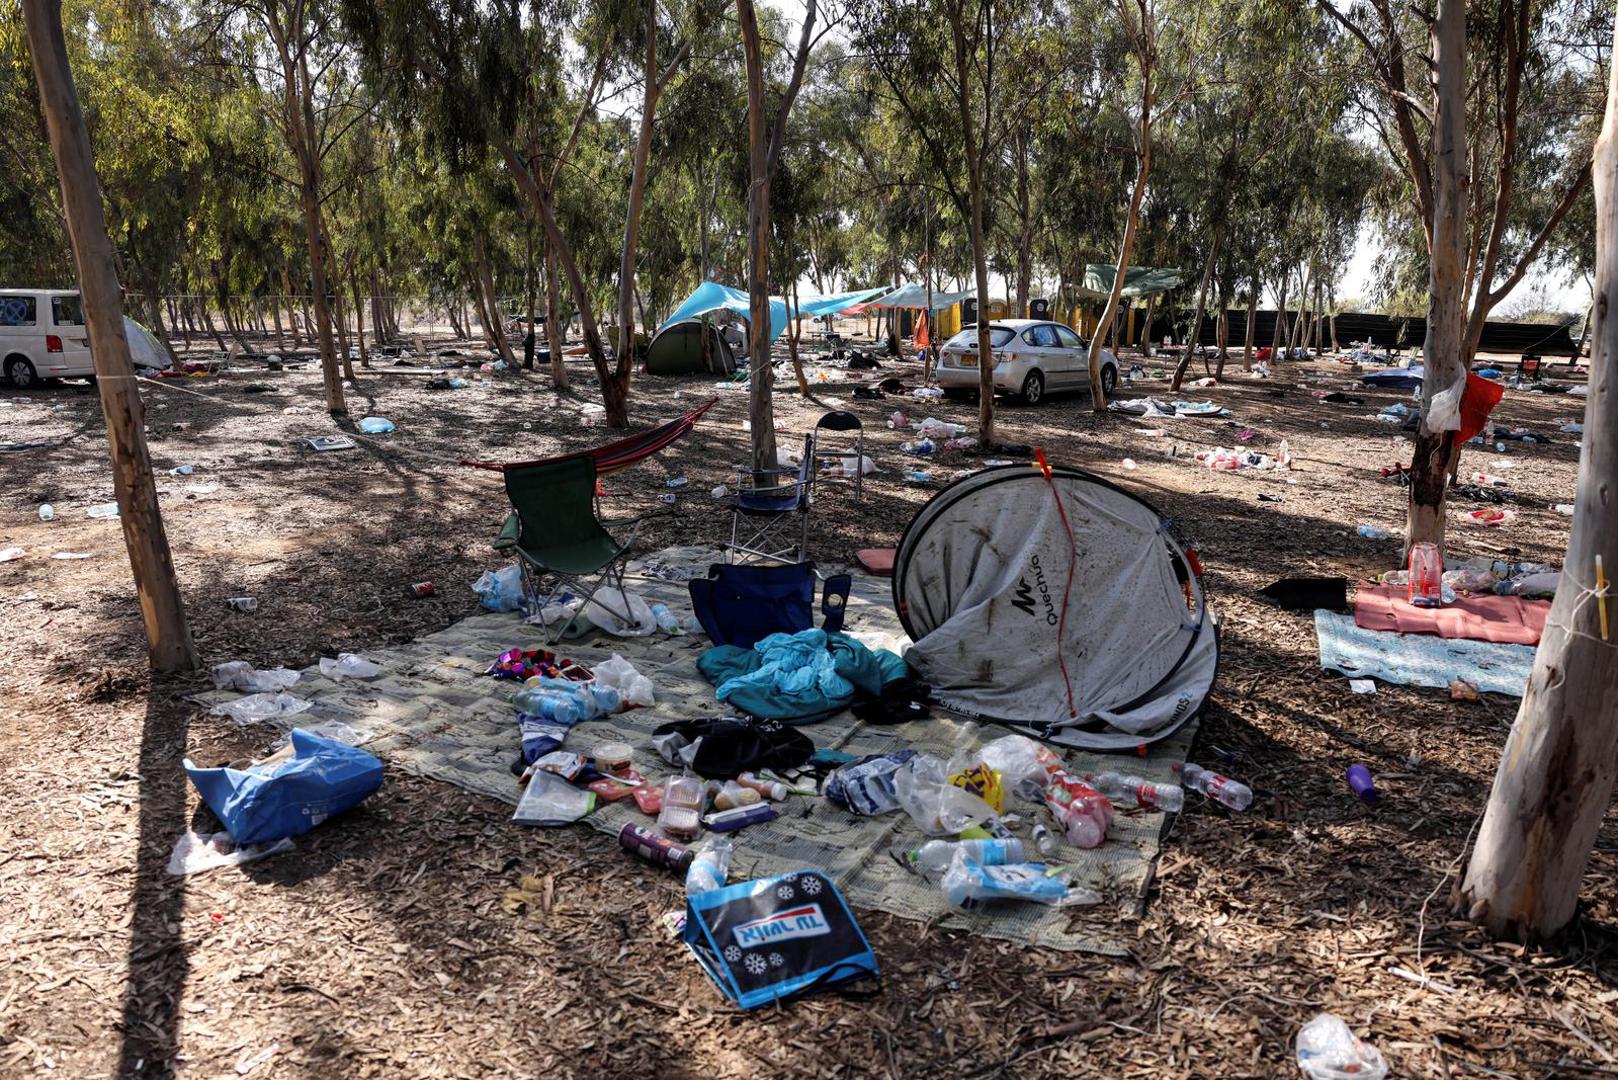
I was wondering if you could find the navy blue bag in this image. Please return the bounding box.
[184,729,383,845]
[682,869,879,1008]
[688,562,852,648]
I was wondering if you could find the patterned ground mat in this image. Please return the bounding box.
[194,550,1195,955]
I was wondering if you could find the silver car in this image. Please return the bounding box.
[937,318,1118,405]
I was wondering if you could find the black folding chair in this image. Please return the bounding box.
[810,410,866,502]
[728,434,816,565]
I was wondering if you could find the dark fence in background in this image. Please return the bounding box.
[1146,310,1581,356]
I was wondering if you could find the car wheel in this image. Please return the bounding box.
[1020,370,1045,406]
[1100,364,1117,399]
[6,356,38,390]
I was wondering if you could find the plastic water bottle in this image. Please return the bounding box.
[909,837,1024,874]
[650,603,684,635]
[1030,822,1060,858]
[685,835,733,895]
[38,504,54,521]
[1083,771,1185,812]
[1180,763,1253,811]
[1356,524,1390,540]
[513,687,586,726]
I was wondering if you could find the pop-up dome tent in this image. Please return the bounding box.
[644,318,737,376]
[893,463,1217,750]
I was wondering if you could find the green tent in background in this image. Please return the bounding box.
[1078,265,1185,300]
[644,318,738,376]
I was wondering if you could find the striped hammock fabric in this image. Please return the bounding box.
[461,397,719,475]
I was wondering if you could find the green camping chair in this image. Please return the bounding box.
[493,456,658,642]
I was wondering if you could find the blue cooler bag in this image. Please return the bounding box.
[682,869,879,1008]
[184,729,384,845]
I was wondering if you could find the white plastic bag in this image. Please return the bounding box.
[318,653,382,680]
[472,565,525,612]
[167,830,294,876]
[210,692,312,724]
[1295,1013,1388,1080]
[593,653,654,707]
[212,661,300,694]
[582,587,657,636]
[980,734,1053,799]
[1425,376,1465,433]
[893,754,996,835]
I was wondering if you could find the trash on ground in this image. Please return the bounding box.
[1449,678,1480,701]
[682,869,878,1009]
[592,653,655,706]
[1356,524,1391,540]
[226,596,259,612]
[1348,678,1377,694]
[184,729,383,845]
[357,416,396,434]
[210,691,311,724]
[51,551,93,560]
[472,565,525,612]
[303,435,357,451]
[1345,764,1379,802]
[0,546,22,562]
[1295,1012,1388,1080]
[1179,763,1253,810]
[512,768,597,825]
[318,653,383,680]
[86,502,119,519]
[1197,442,1290,471]
[1464,507,1515,527]
[167,829,294,876]
[212,661,300,693]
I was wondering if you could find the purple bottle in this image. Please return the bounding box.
[1346,764,1379,803]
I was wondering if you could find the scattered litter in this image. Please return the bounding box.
[916,417,964,440]
[911,386,944,398]
[51,551,93,560]
[318,653,383,680]
[1356,524,1391,540]
[38,504,54,521]
[593,653,655,707]
[185,729,383,844]
[900,438,936,455]
[212,661,300,693]
[710,485,728,498]
[0,547,21,562]
[472,566,525,612]
[226,596,259,612]
[512,768,597,826]
[83,502,119,519]
[1464,507,1515,527]
[1348,679,1376,694]
[167,830,294,876]
[1449,678,1480,701]
[1196,443,1289,471]
[304,435,357,452]
[1555,503,1575,515]
[1295,1012,1388,1080]
[235,1043,280,1076]
[185,483,219,495]
[887,410,912,430]
[357,416,395,434]
[170,464,194,475]
[210,691,312,724]
[1121,458,1137,470]
[1345,764,1379,802]
[903,470,932,484]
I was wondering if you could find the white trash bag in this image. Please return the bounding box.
[593,653,655,707]
[582,587,658,637]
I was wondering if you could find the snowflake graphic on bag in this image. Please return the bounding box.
[800,876,823,896]
[776,883,795,901]
[744,953,769,975]
[724,944,742,962]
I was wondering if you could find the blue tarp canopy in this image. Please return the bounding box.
[658,282,888,344]
[867,283,976,311]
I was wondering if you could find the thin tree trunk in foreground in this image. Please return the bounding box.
[543,240,568,390]
[1456,8,1618,942]
[1090,36,1152,411]
[1172,219,1223,390]
[23,0,198,672]
[1242,286,1258,370]
[1406,0,1469,558]
[351,269,370,369]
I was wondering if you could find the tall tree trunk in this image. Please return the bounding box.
[474,236,516,366]
[1139,292,1157,354]
[1172,219,1224,390]
[543,238,568,389]
[523,222,536,370]
[1241,284,1258,370]
[1271,277,1288,354]
[739,0,779,471]
[1457,9,1618,939]
[351,267,370,369]
[789,275,810,396]
[1089,50,1152,412]
[1407,0,1470,557]
[332,282,356,382]
[23,0,197,672]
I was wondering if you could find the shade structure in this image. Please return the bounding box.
[658,282,887,345]
[1077,265,1185,301]
[893,464,1217,750]
[866,284,976,311]
[125,316,169,369]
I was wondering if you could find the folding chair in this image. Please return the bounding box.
[492,456,660,642]
[728,433,815,565]
[811,410,866,502]
[688,562,852,649]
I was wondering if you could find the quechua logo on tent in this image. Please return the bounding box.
[1009,555,1059,626]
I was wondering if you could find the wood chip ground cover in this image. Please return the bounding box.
[1,342,1614,1077]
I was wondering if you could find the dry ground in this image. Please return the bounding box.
[1,332,1615,1078]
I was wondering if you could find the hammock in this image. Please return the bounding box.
[461,397,719,474]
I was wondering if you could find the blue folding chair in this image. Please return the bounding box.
[728,433,816,564]
[688,561,852,649]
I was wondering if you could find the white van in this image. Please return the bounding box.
[1,288,94,388]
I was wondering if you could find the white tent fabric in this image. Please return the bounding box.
[866,284,976,311]
[124,316,169,370]
[657,282,887,344]
[893,465,1215,749]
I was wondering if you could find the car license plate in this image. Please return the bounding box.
[960,352,977,367]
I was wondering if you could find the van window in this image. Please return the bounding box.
[51,295,84,326]
[0,295,37,327]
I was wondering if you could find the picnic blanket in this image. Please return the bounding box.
[1315,609,1536,696]
[194,554,1196,956]
[1353,583,1548,646]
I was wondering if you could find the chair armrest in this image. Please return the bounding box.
[494,510,521,551]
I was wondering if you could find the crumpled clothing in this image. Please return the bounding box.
[719,629,854,702]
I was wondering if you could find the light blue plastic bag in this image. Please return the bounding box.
[184,729,384,845]
[472,565,525,612]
